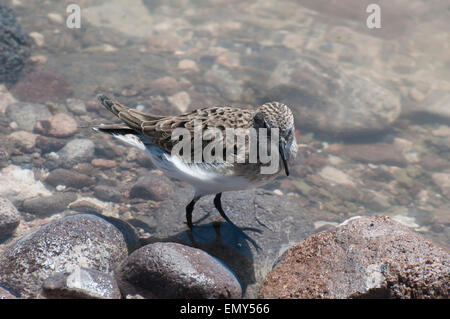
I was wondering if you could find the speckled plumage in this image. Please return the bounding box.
[94,94,297,231]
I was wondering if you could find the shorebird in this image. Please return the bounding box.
[94,94,297,229]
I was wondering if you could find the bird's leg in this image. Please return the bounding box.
[214,193,236,226]
[185,195,200,229]
[213,192,262,251]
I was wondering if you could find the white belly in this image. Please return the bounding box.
[111,133,252,196]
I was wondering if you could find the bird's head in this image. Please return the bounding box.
[254,102,296,176]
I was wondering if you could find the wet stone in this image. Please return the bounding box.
[0,214,128,298]
[115,242,242,299]
[35,135,67,153]
[34,113,78,138]
[8,131,37,153]
[45,168,94,189]
[129,171,174,201]
[58,139,95,168]
[42,267,121,299]
[0,3,30,84]
[21,192,77,217]
[5,102,51,131]
[0,197,21,240]
[91,159,116,169]
[260,216,449,299]
[93,185,122,203]
[66,98,87,115]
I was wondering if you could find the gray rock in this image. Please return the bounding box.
[58,139,95,167]
[115,242,242,298]
[0,4,30,84]
[260,216,449,299]
[21,192,77,217]
[93,185,122,202]
[0,214,128,298]
[129,171,174,201]
[45,169,94,189]
[5,102,51,131]
[66,98,87,115]
[42,267,121,299]
[0,197,20,240]
[136,187,314,298]
[267,56,401,135]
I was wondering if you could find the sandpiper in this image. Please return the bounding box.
[94,94,297,229]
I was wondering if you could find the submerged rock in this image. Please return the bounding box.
[0,4,30,84]
[137,188,314,298]
[10,71,73,103]
[58,139,95,167]
[42,267,121,299]
[0,214,128,297]
[5,102,52,131]
[0,197,20,240]
[21,192,77,217]
[0,165,52,206]
[115,242,242,298]
[267,56,401,135]
[260,216,449,299]
[129,171,174,201]
[34,113,78,138]
[45,168,94,189]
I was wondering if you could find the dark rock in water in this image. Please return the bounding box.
[0,197,20,240]
[137,188,314,298]
[129,171,174,201]
[45,168,94,189]
[5,102,52,131]
[0,286,16,299]
[42,267,121,299]
[260,216,449,299]
[0,4,30,84]
[35,135,67,153]
[10,71,73,103]
[93,185,122,203]
[115,242,242,298]
[0,214,128,298]
[21,192,77,217]
[267,56,401,136]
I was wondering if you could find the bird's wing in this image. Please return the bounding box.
[96,94,255,157]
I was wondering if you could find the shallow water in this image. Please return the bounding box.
[0,0,449,297]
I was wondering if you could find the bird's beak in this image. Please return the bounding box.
[279,139,289,176]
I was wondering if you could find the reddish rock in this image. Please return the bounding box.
[91,158,116,169]
[45,168,94,188]
[34,113,78,137]
[10,71,73,103]
[7,131,37,152]
[129,171,174,201]
[260,216,449,299]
